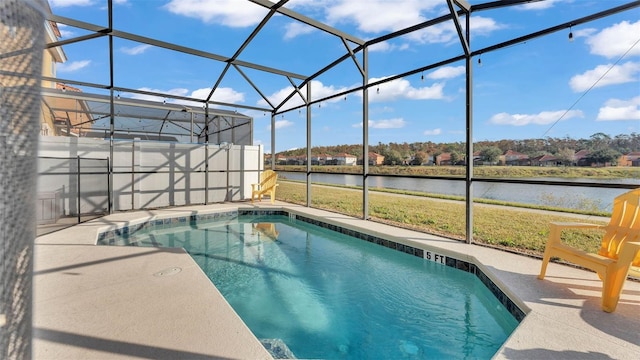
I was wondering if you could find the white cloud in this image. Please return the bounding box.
[324,0,439,34]
[369,41,392,52]
[469,16,504,36]
[258,80,351,109]
[255,71,452,113]
[352,118,406,129]
[569,61,640,92]
[121,44,152,55]
[284,22,315,40]
[586,20,640,59]
[129,87,244,107]
[268,120,294,130]
[427,66,465,80]
[163,0,268,27]
[57,60,91,72]
[50,0,93,7]
[407,16,503,44]
[407,22,458,44]
[423,128,442,135]
[574,28,597,39]
[192,87,245,104]
[367,77,445,102]
[131,87,189,102]
[516,0,560,10]
[291,2,499,43]
[489,110,584,126]
[597,96,640,121]
[56,24,74,38]
[368,41,410,53]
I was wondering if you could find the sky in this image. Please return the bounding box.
[49,0,640,153]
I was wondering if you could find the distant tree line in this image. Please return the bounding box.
[278,132,639,166]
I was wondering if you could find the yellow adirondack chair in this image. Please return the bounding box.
[251,170,279,204]
[538,188,640,312]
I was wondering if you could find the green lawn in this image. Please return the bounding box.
[276,181,606,257]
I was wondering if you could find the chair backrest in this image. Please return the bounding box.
[259,170,278,189]
[599,188,640,265]
[253,223,279,240]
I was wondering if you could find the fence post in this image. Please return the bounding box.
[131,140,135,210]
[77,155,81,223]
[205,143,209,205]
[107,157,111,213]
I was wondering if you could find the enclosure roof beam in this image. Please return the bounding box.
[288,76,307,104]
[249,0,365,45]
[45,13,306,80]
[295,0,640,113]
[447,0,470,56]
[41,84,271,114]
[470,0,546,12]
[341,37,364,78]
[230,0,290,61]
[470,1,640,57]
[45,32,107,49]
[232,64,276,110]
[207,0,291,103]
[453,0,471,12]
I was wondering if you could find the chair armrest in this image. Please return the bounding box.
[251,183,259,191]
[545,222,606,247]
[549,222,605,231]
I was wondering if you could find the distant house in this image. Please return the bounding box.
[358,152,385,166]
[283,155,305,166]
[368,152,385,166]
[311,154,333,165]
[502,150,529,166]
[276,155,288,165]
[421,154,435,166]
[574,149,590,166]
[472,150,483,165]
[332,153,357,166]
[436,153,451,166]
[531,154,558,167]
[618,152,640,167]
[264,154,273,165]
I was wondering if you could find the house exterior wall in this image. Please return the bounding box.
[41,20,67,136]
[618,153,640,166]
[336,155,357,165]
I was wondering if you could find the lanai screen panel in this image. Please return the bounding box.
[41,89,253,144]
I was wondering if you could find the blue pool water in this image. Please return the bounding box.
[104,214,520,359]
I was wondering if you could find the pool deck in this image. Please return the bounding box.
[34,202,640,359]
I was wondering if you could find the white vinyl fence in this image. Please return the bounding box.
[38,136,263,217]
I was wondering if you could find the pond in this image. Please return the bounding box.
[280,172,639,212]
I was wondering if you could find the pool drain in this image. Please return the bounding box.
[153,267,182,277]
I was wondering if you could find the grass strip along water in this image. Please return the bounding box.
[276,165,640,179]
[275,180,608,258]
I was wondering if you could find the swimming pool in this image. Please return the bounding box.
[98,210,522,359]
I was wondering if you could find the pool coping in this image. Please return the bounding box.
[96,208,526,324]
[34,202,640,359]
